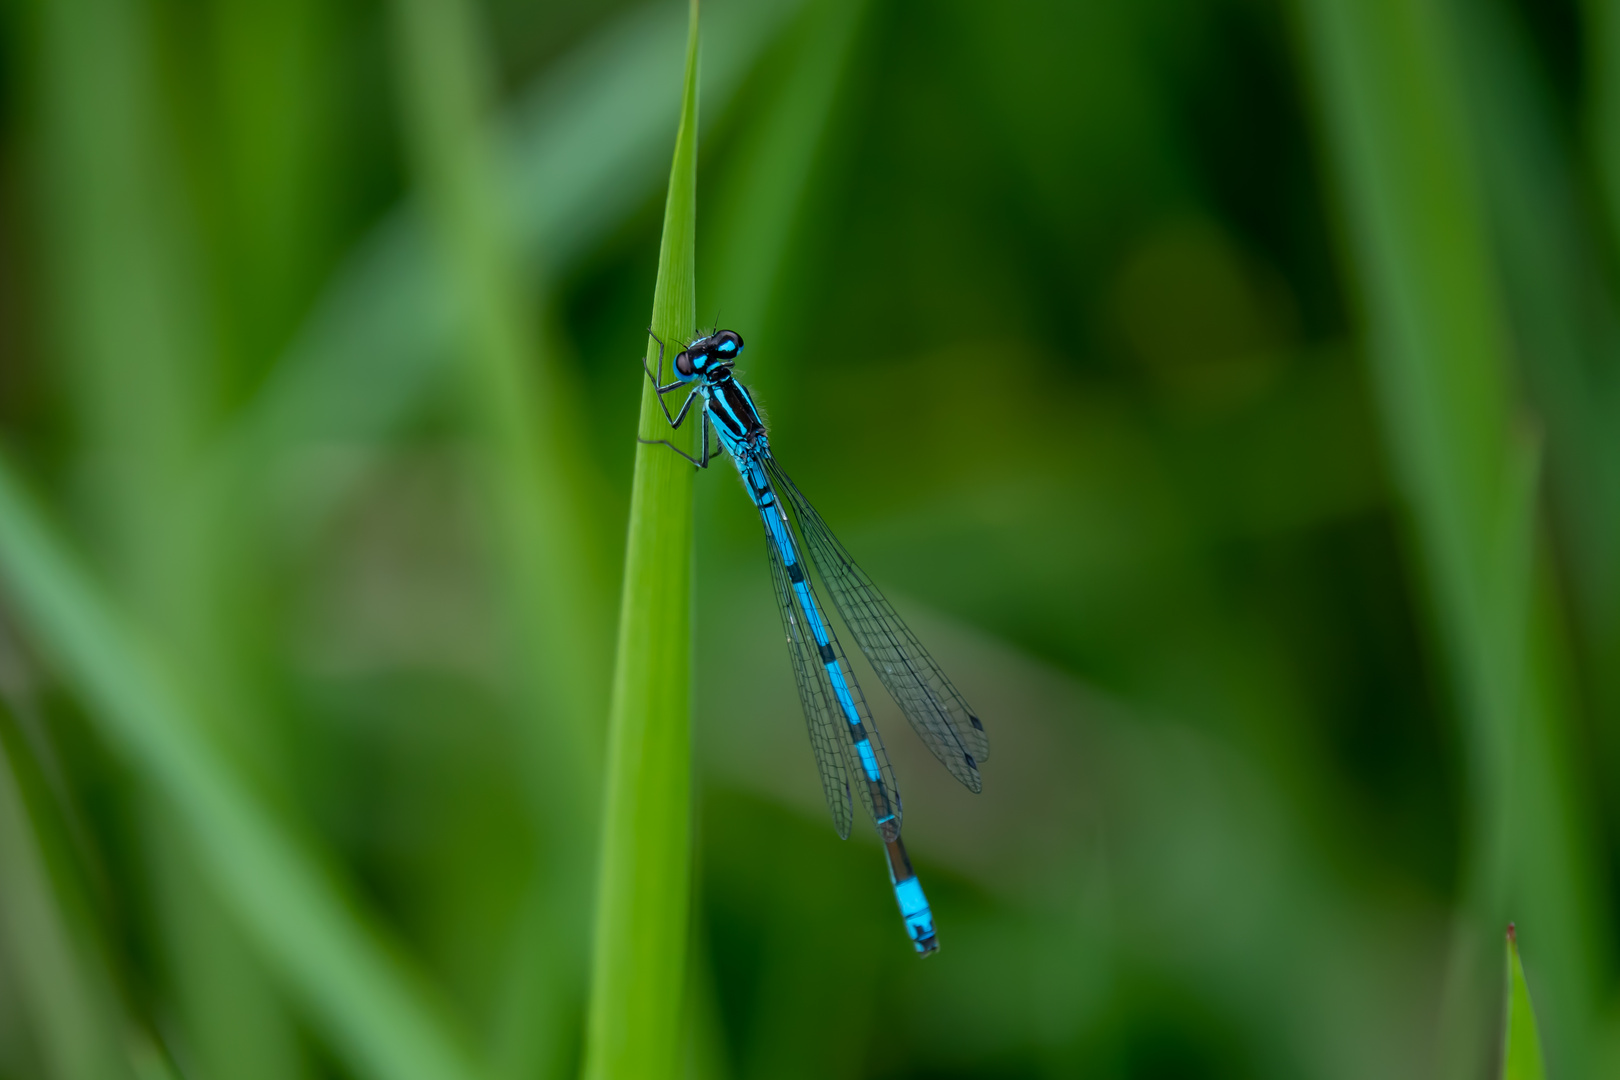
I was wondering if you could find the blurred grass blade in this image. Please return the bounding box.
[0,456,486,1080]
[705,0,867,339]
[213,0,802,538]
[385,0,608,1072]
[33,0,213,598]
[1503,925,1547,1080]
[1457,0,1620,718]
[387,0,606,831]
[0,707,136,1080]
[1586,0,1620,252]
[583,4,701,1078]
[32,0,302,1074]
[1295,0,1602,1075]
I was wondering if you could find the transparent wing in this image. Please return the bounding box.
[809,584,905,841]
[764,455,988,793]
[763,522,854,839]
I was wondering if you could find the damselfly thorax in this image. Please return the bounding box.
[699,370,767,453]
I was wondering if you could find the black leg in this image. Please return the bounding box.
[647,327,666,373]
[637,401,713,469]
[637,437,710,469]
[642,328,684,393]
[637,329,713,469]
[640,330,667,383]
[640,333,696,428]
[660,386,699,430]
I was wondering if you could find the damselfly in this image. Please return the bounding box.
[639,329,988,955]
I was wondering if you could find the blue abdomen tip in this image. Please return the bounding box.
[893,877,937,953]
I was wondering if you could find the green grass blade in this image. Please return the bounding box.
[583,4,701,1079]
[31,0,302,1074]
[705,0,867,338]
[1586,0,1620,250]
[385,0,610,1071]
[210,0,801,532]
[1461,0,1620,677]
[1295,0,1602,1074]
[387,0,608,821]
[1503,925,1547,1080]
[33,0,213,595]
[0,708,136,1080]
[0,456,486,1080]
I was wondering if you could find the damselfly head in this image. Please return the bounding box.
[673,329,744,380]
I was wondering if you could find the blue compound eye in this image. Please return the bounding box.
[714,330,743,357]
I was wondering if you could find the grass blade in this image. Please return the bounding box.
[0,706,136,1080]
[385,0,610,1071]
[1586,0,1620,251]
[30,0,300,1074]
[583,4,701,1078]
[1295,0,1602,1074]
[33,0,213,592]
[705,0,868,338]
[387,0,608,826]
[0,457,486,1080]
[1503,925,1548,1080]
[210,0,802,537]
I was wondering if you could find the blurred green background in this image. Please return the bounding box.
[0,0,1615,1076]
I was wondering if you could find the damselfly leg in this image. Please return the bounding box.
[636,405,712,468]
[636,330,713,467]
[640,331,700,425]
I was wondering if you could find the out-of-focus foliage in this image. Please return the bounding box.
[0,0,1614,1076]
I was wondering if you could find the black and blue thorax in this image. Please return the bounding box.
[700,369,767,459]
[673,330,767,458]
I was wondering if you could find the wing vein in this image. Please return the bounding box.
[764,455,988,793]
[763,527,854,838]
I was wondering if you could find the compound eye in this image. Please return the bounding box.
[674,350,697,377]
[714,331,743,357]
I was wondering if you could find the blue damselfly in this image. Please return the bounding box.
[639,329,988,955]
